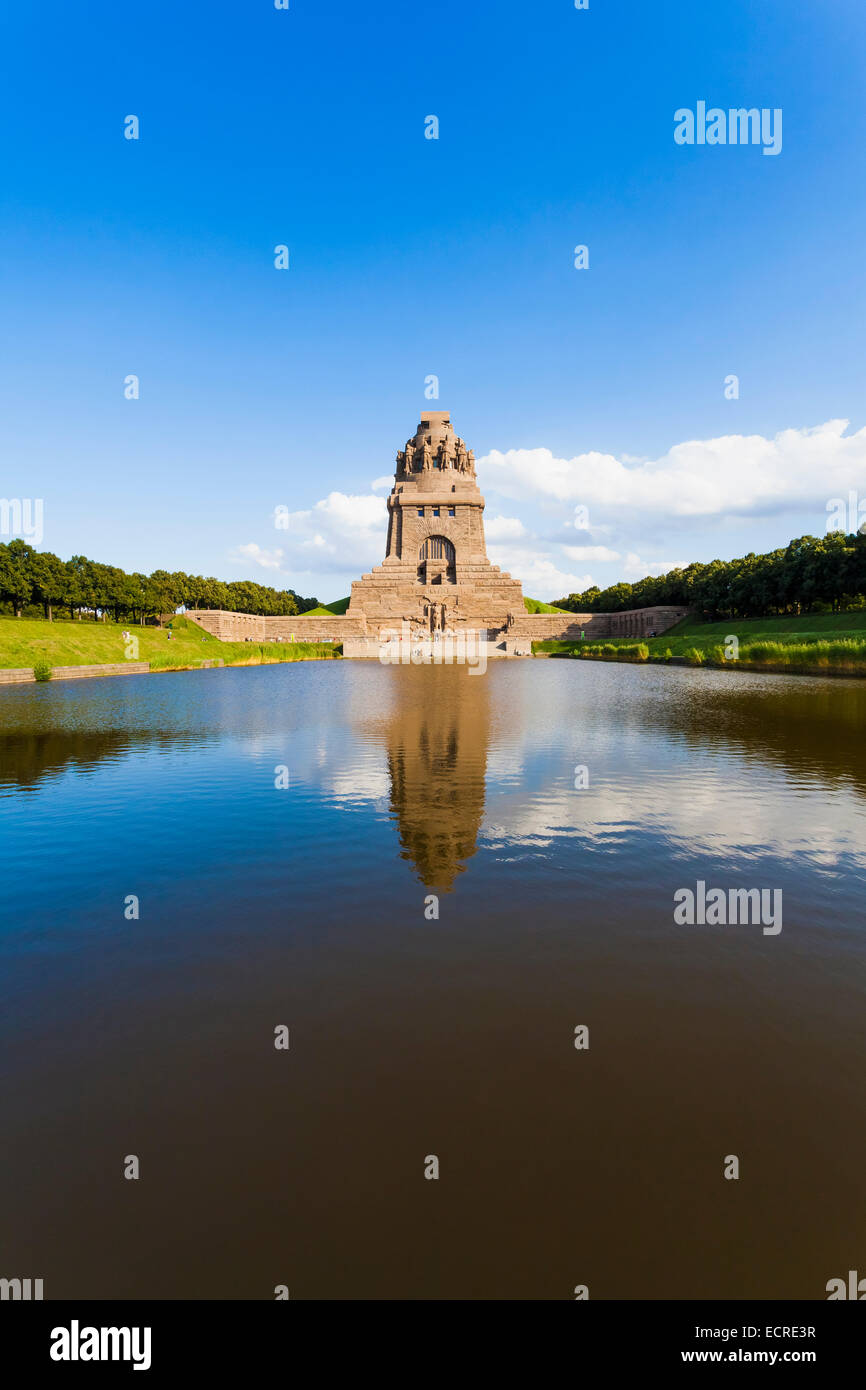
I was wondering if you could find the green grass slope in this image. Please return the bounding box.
[0,614,339,671]
[534,610,866,675]
[524,596,569,614]
[301,597,348,614]
[663,612,866,642]
[301,597,351,616]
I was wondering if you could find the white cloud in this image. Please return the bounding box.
[273,491,387,574]
[483,764,865,868]
[479,419,866,520]
[484,514,527,541]
[563,544,621,564]
[487,544,593,600]
[371,476,392,492]
[231,542,285,571]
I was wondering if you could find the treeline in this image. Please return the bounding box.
[0,540,319,623]
[555,533,866,618]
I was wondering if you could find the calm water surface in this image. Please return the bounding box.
[1,660,864,1299]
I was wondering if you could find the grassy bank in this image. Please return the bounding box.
[0,615,340,673]
[523,596,569,614]
[533,612,866,676]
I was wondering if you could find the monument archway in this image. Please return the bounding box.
[418,534,456,585]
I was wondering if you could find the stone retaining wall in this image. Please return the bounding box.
[185,610,363,644]
[508,606,689,642]
[0,669,37,684]
[606,605,690,638]
[184,604,689,652]
[514,612,608,641]
[0,662,151,685]
[263,616,364,643]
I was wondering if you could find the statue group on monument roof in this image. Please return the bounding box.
[397,433,475,477]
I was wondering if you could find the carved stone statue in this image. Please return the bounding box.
[438,437,452,470]
[422,599,448,633]
[421,439,433,471]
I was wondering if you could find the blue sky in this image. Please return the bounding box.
[1,0,864,600]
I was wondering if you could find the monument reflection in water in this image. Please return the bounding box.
[385,664,490,892]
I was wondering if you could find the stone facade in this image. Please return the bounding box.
[0,663,150,684]
[186,608,363,644]
[606,606,690,638]
[347,410,528,637]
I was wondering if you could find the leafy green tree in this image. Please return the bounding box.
[0,539,34,616]
[30,550,67,620]
[126,573,149,625]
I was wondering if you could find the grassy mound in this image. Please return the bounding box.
[524,596,569,614]
[0,614,339,672]
[533,612,866,677]
[663,612,866,641]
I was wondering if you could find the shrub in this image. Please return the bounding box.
[684,647,704,665]
[33,660,52,682]
[636,643,649,661]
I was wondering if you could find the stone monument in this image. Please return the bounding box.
[348,410,526,637]
[184,409,689,652]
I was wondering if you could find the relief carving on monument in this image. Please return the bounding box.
[422,599,448,633]
[398,441,417,475]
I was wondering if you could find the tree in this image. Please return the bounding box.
[146,570,183,622]
[66,555,97,619]
[30,550,67,620]
[0,539,34,617]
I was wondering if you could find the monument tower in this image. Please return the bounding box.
[348,411,525,635]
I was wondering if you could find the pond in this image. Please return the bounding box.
[1,659,863,1298]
